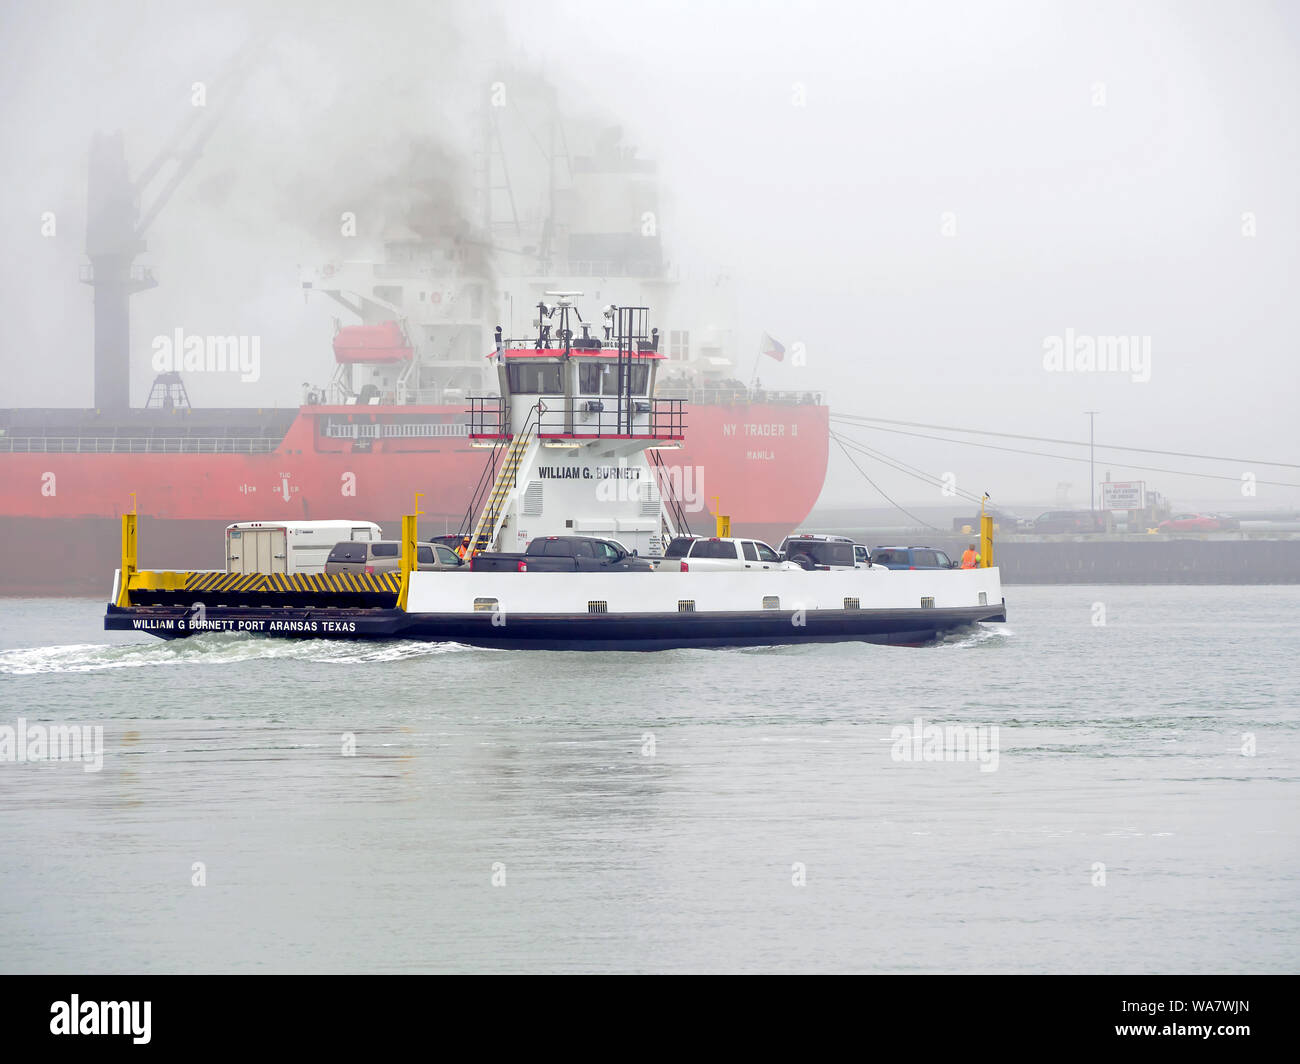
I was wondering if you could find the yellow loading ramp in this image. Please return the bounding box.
[116,509,413,608]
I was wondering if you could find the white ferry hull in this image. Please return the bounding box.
[105,567,1006,650]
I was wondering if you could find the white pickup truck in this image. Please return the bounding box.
[661,536,800,573]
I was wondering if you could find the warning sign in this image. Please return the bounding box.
[1101,481,1145,510]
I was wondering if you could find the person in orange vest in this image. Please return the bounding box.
[960,543,980,568]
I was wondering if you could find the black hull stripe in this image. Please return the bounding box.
[106,603,1007,650]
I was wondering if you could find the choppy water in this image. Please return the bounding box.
[1,587,1296,973]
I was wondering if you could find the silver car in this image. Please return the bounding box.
[325,540,466,575]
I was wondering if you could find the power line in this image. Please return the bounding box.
[830,413,1299,470]
[831,435,945,530]
[830,420,1300,489]
[831,431,985,505]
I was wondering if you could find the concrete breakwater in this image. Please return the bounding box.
[810,526,1300,584]
[984,536,1300,584]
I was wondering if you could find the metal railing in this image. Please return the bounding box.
[466,406,540,555]
[655,386,823,406]
[458,439,505,536]
[395,385,474,405]
[538,398,686,439]
[322,422,467,439]
[467,396,505,437]
[467,397,686,439]
[650,448,693,536]
[0,435,279,454]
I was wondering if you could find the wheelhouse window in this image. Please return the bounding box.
[577,362,649,396]
[578,363,605,395]
[508,362,563,394]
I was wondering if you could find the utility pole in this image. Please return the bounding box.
[1085,411,1099,511]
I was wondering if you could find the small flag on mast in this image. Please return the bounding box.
[761,332,786,362]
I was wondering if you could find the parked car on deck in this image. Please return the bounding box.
[325,540,465,575]
[870,546,957,570]
[777,533,868,570]
[663,536,797,572]
[470,536,653,572]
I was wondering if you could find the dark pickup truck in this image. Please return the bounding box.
[469,536,654,572]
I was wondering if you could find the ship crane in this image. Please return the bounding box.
[81,42,262,411]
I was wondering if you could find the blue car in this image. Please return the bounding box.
[871,546,957,570]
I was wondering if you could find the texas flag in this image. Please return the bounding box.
[761,332,786,362]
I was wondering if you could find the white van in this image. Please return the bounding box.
[225,521,383,576]
[661,536,799,573]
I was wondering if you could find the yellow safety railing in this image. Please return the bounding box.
[396,510,418,611]
[979,493,993,568]
[117,508,138,607]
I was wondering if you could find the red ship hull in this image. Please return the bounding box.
[0,401,828,594]
[671,401,829,546]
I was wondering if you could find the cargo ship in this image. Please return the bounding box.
[1,393,827,595]
[0,108,828,595]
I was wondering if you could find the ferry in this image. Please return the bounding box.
[3,117,827,596]
[104,299,1005,650]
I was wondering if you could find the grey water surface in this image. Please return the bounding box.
[0,586,1296,973]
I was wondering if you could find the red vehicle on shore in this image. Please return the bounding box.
[1157,513,1240,533]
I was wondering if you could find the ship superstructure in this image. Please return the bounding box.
[462,296,687,558]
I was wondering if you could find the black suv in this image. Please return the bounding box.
[778,534,868,570]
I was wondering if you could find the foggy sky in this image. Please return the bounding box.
[2,0,1296,512]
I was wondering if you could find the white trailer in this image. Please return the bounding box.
[225,521,382,576]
